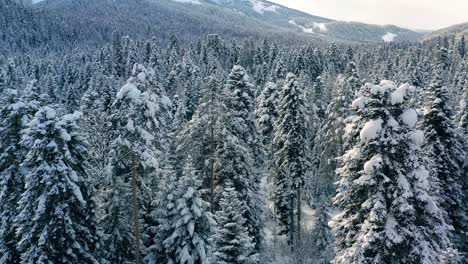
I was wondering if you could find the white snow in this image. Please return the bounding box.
[382,32,398,42]
[137,72,147,82]
[43,107,57,120]
[68,172,86,206]
[313,22,328,32]
[170,0,202,4]
[360,119,383,142]
[387,116,398,127]
[342,147,361,162]
[116,83,142,103]
[352,96,368,109]
[161,95,172,107]
[409,130,424,145]
[363,154,383,175]
[126,119,135,132]
[289,20,328,34]
[288,20,314,34]
[249,0,279,14]
[400,109,418,128]
[385,215,403,243]
[390,83,415,105]
[414,167,430,190]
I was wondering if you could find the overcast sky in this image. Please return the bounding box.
[269,0,468,30]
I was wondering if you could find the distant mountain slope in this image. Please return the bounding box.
[423,22,468,41]
[202,0,422,43]
[5,0,425,54]
[34,0,422,44]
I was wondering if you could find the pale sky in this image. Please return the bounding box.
[269,0,468,30]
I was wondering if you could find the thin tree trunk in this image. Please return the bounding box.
[210,94,216,213]
[289,195,295,251]
[131,159,141,264]
[297,186,301,243]
[210,157,215,213]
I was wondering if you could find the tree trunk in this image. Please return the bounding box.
[131,159,141,264]
[289,194,295,250]
[210,86,216,213]
[297,186,301,243]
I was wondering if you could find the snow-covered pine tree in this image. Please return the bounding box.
[102,64,171,263]
[145,166,178,264]
[272,73,308,245]
[421,48,467,256]
[332,81,450,263]
[175,75,224,189]
[311,62,361,202]
[0,89,28,264]
[161,157,214,264]
[256,81,279,145]
[216,65,263,254]
[15,106,100,264]
[22,79,43,116]
[211,181,257,264]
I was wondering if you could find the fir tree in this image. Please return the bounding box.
[272,73,308,244]
[102,64,171,263]
[216,65,263,255]
[15,107,100,264]
[161,157,214,264]
[332,81,450,263]
[255,81,279,145]
[421,49,467,256]
[211,181,257,264]
[0,89,27,264]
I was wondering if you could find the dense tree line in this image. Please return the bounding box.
[0,27,466,264]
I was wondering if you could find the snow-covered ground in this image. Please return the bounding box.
[249,0,280,14]
[171,0,202,4]
[289,20,328,34]
[382,32,398,42]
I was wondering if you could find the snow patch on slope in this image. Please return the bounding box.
[313,22,327,32]
[289,20,314,34]
[382,32,398,42]
[171,0,202,4]
[289,20,328,34]
[249,0,279,14]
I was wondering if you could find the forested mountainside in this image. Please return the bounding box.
[3,0,425,54]
[423,22,468,42]
[1,0,468,263]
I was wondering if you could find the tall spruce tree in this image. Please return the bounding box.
[161,157,214,264]
[211,181,257,264]
[332,81,450,263]
[215,65,263,255]
[421,48,467,257]
[0,89,27,264]
[272,73,308,245]
[102,64,171,263]
[15,107,100,264]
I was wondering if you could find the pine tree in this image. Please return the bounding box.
[161,157,214,264]
[272,73,308,244]
[311,62,361,202]
[211,181,257,264]
[421,48,467,256]
[332,81,450,263]
[175,76,224,192]
[146,166,178,264]
[0,89,27,264]
[216,65,262,255]
[256,81,279,145]
[15,106,100,264]
[458,35,465,58]
[102,64,171,263]
[112,32,125,78]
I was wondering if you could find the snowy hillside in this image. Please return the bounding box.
[423,22,468,41]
